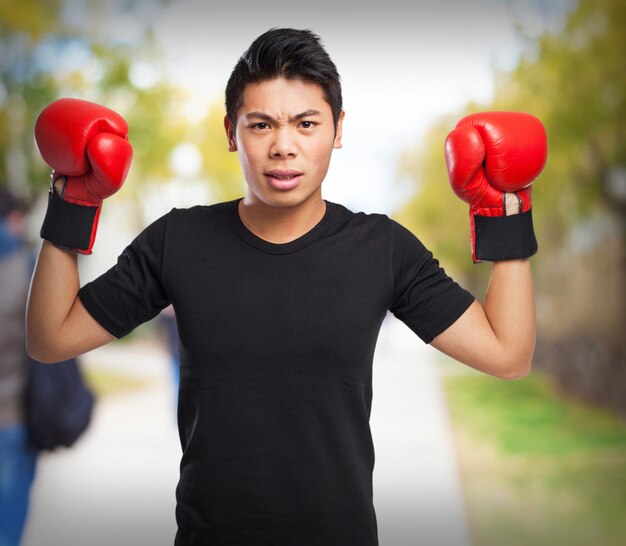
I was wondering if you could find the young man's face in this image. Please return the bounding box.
[225,77,344,210]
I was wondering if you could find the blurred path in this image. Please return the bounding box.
[22,318,471,546]
[372,317,472,546]
[22,341,180,546]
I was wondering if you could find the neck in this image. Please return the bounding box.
[238,192,326,244]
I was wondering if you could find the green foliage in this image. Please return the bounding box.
[394,110,492,290]
[198,105,246,202]
[446,371,626,456]
[444,369,626,546]
[0,0,61,38]
[493,0,626,240]
[395,116,467,267]
[0,0,242,207]
[0,0,63,188]
[396,0,626,279]
[83,367,150,398]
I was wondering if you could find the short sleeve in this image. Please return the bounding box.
[78,213,171,338]
[389,220,475,344]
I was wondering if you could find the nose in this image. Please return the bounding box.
[269,127,297,158]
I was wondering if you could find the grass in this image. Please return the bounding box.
[82,368,151,398]
[443,366,626,546]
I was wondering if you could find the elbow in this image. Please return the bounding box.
[25,338,54,364]
[501,362,531,381]
[494,339,535,381]
[25,333,63,364]
[25,320,47,362]
[498,355,533,381]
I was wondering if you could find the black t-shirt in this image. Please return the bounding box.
[78,199,474,545]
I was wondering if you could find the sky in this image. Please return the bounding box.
[143,0,575,214]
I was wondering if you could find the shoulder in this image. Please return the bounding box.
[137,200,239,255]
[388,218,427,249]
[329,201,393,234]
[330,202,425,247]
[124,201,236,253]
[166,199,236,223]
[147,200,237,238]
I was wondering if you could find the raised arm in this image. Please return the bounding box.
[432,240,536,380]
[26,241,114,363]
[26,98,132,363]
[431,112,547,380]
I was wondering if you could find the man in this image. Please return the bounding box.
[27,28,545,545]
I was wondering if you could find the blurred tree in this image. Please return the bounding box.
[0,0,242,217]
[0,0,62,195]
[493,0,626,238]
[506,0,626,416]
[396,0,626,414]
[394,109,491,296]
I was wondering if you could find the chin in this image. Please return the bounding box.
[256,187,322,209]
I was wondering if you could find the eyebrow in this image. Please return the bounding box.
[244,110,322,123]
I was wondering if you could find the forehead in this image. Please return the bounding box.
[239,77,331,118]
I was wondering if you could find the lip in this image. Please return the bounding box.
[264,170,304,190]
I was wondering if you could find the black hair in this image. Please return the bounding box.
[225,28,342,129]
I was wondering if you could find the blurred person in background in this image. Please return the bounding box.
[0,188,38,546]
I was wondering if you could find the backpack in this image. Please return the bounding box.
[23,356,95,451]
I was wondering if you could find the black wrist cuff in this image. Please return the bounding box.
[40,191,98,252]
[474,209,538,262]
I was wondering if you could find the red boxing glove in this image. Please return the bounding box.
[444,111,547,262]
[35,98,133,254]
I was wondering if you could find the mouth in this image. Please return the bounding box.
[265,170,303,190]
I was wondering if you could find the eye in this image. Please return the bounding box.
[251,122,270,130]
[299,121,317,129]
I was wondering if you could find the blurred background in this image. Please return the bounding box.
[1,0,624,545]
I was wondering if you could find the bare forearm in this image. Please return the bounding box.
[483,258,536,374]
[26,241,80,360]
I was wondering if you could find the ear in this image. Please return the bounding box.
[333,110,345,149]
[224,115,237,152]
